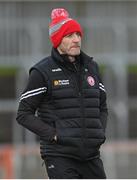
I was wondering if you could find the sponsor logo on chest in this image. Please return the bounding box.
[53,79,70,86]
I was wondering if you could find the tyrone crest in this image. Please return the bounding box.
[87,76,95,86]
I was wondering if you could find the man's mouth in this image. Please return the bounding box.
[71,46,80,49]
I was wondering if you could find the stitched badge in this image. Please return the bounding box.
[87,76,95,86]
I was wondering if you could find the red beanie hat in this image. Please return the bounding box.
[49,8,83,48]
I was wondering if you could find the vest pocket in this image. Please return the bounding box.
[55,121,82,147]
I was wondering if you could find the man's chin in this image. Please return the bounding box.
[69,50,80,56]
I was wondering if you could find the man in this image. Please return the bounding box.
[16,8,108,179]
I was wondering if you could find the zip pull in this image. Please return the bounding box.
[73,62,79,72]
[79,92,82,96]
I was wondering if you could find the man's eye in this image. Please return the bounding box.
[66,34,73,37]
[76,32,81,36]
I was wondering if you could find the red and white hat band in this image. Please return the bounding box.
[49,18,72,36]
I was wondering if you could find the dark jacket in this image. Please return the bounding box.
[16,48,108,161]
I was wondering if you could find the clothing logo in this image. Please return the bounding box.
[87,76,95,86]
[48,164,55,169]
[54,80,59,86]
[53,79,69,86]
[52,68,62,72]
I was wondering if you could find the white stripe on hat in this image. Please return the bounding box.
[49,18,72,36]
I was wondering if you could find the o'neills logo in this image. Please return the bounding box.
[87,76,95,86]
[53,79,69,86]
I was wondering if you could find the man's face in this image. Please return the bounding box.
[57,32,81,56]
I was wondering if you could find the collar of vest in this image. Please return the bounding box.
[51,47,94,72]
[51,48,93,71]
[51,47,93,63]
[51,48,82,72]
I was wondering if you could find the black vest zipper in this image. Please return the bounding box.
[58,62,87,159]
[73,65,86,160]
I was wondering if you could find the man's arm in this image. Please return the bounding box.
[99,86,108,130]
[95,62,108,131]
[16,69,56,141]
